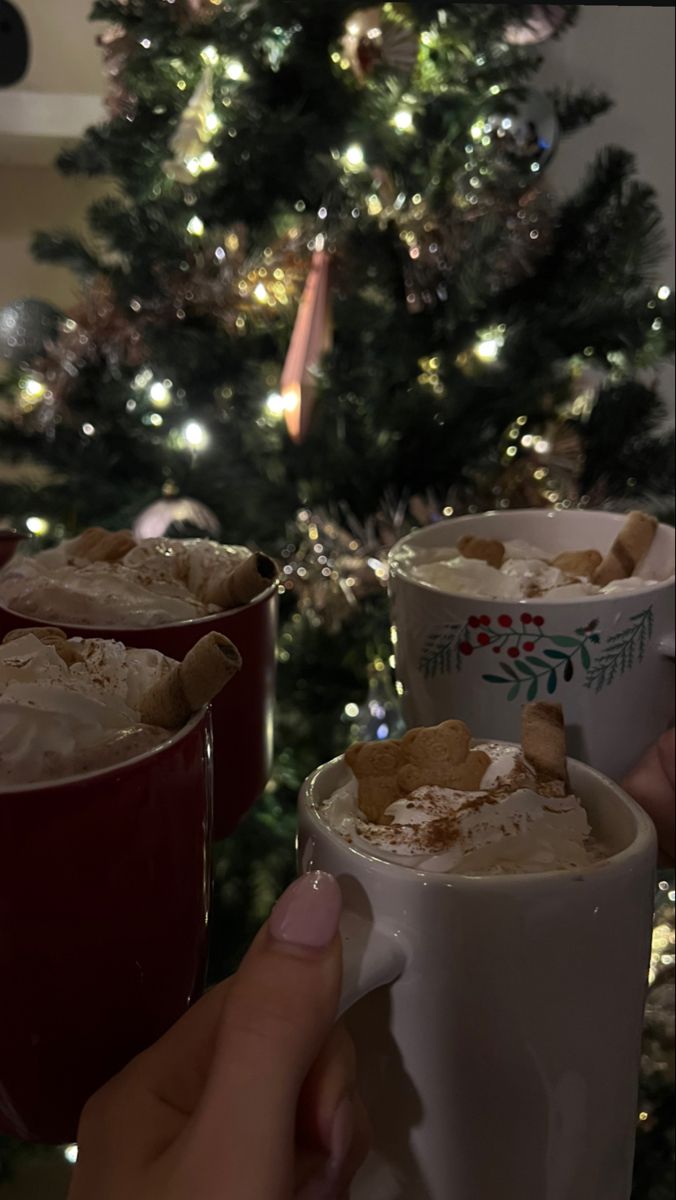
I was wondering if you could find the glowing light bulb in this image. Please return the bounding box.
[657,285,671,300]
[343,144,365,169]
[265,392,287,415]
[205,111,220,134]
[392,109,414,132]
[63,1145,78,1165]
[254,282,269,302]
[183,420,208,449]
[344,702,359,718]
[186,215,204,237]
[26,516,49,535]
[225,60,245,80]
[475,338,500,362]
[201,45,219,65]
[470,122,483,140]
[199,150,217,171]
[149,381,171,408]
[22,376,45,398]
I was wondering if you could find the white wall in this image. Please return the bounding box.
[538,4,675,412]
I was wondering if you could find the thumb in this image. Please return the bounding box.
[178,871,343,1198]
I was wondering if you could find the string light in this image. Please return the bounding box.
[199,150,217,171]
[186,215,205,237]
[201,45,219,66]
[149,380,172,408]
[657,285,671,300]
[473,326,506,363]
[392,109,414,132]
[26,516,49,535]
[18,374,47,413]
[265,392,296,416]
[343,144,365,170]
[205,111,220,134]
[225,60,246,81]
[63,1145,78,1165]
[183,420,208,449]
[20,376,45,398]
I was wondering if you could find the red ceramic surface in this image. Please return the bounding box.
[0,710,213,1145]
[0,588,278,839]
[0,532,28,569]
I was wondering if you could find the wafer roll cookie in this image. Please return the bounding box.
[521,701,567,788]
[139,632,242,727]
[593,511,658,587]
[85,531,136,562]
[70,527,107,558]
[457,536,505,570]
[205,552,277,609]
[551,549,602,578]
[2,625,81,664]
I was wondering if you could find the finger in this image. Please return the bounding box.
[297,1023,357,1152]
[295,1094,371,1200]
[623,735,676,861]
[177,871,343,1198]
[75,980,233,1171]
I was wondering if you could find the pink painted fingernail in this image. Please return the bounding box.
[269,871,341,949]
[296,1097,355,1200]
[327,1094,354,1175]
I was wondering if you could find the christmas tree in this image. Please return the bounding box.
[0,2,673,1193]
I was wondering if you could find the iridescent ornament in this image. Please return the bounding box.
[133,497,221,540]
[504,6,568,46]
[347,662,406,744]
[482,90,559,171]
[0,299,61,367]
[341,5,418,82]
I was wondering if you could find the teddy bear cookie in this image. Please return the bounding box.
[397,720,490,795]
[344,738,404,823]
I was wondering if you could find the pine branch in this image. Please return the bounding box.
[30,231,101,277]
[548,86,613,134]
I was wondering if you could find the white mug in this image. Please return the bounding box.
[298,752,657,1200]
[388,509,675,780]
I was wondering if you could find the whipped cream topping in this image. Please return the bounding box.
[0,633,174,785]
[404,537,671,602]
[320,743,601,875]
[0,537,250,627]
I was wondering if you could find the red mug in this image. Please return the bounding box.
[0,709,213,1145]
[0,587,278,840]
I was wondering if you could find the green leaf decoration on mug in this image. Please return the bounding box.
[417,607,655,700]
[418,622,461,678]
[584,606,655,693]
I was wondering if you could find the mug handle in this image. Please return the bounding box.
[337,911,407,1017]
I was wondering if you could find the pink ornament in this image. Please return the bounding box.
[504,5,567,46]
[281,250,332,443]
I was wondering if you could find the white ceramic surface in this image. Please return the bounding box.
[298,753,657,1200]
[388,510,675,780]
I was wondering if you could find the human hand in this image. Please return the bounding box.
[69,871,369,1200]
[622,728,675,865]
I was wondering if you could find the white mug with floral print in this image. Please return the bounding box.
[388,510,675,781]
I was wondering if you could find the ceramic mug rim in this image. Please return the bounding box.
[388,509,675,607]
[0,581,277,635]
[300,745,657,890]
[0,706,210,796]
